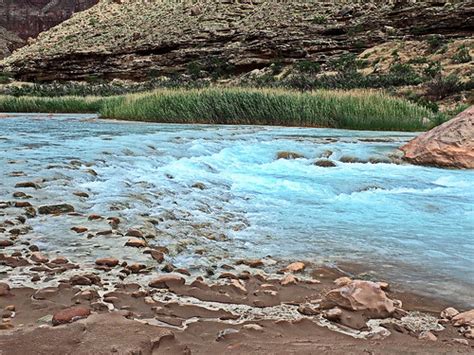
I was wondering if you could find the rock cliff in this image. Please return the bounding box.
[0,0,97,58]
[0,26,23,59]
[1,0,472,81]
[401,106,474,169]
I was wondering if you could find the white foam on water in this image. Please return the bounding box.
[1,114,473,306]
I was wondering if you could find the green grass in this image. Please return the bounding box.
[0,88,435,131]
[100,88,433,131]
[0,95,111,113]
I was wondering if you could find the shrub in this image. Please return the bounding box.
[426,35,444,53]
[0,72,12,84]
[452,45,471,64]
[311,15,327,24]
[425,74,463,100]
[295,60,321,74]
[423,62,442,79]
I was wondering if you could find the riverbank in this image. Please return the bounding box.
[0,88,437,131]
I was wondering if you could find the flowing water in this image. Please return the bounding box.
[1,114,473,306]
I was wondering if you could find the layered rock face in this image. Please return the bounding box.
[401,106,474,169]
[1,0,472,81]
[0,0,98,58]
[0,26,24,59]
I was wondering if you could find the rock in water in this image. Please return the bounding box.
[401,106,474,169]
[38,204,75,214]
[321,280,395,318]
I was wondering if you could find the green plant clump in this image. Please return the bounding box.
[99,88,433,131]
[452,45,472,64]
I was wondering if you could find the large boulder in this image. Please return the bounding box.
[401,106,474,169]
[321,280,395,318]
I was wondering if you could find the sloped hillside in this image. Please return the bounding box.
[2,0,473,81]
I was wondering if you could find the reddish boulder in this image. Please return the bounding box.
[52,306,91,326]
[452,309,474,327]
[149,275,185,289]
[401,106,474,169]
[321,280,395,318]
[95,258,119,267]
[0,282,11,296]
[125,238,146,248]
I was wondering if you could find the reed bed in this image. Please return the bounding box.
[0,95,109,113]
[0,88,434,131]
[100,88,433,131]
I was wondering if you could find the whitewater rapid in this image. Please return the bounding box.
[0,114,473,305]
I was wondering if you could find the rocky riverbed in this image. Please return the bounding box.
[0,114,473,353]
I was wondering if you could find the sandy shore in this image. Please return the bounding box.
[1,251,473,354]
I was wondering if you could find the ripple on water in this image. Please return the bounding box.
[0,114,473,305]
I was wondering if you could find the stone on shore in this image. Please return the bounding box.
[30,252,49,263]
[452,310,474,327]
[285,262,305,273]
[0,283,11,296]
[95,258,119,267]
[401,106,474,169]
[52,306,91,326]
[149,275,185,289]
[321,280,395,318]
[441,307,459,320]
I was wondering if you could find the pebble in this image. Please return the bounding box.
[285,262,305,273]
[125,229,143,238]
[51,257,69,264]
[14,201,32,208]
[452,338,469,346]
[52,306,91,326]
[0,282,10,297]
[15,182,39,189]
[0,240,14,247]
[71,226,88,233]
[88,214,103,220]
[73,191,90,198]
[38,204,74,215]
[280,274,297,286]
[128,263,146,273]
[216,328,239,341]
[323,307,342,321]
[125,238,146,248]
[242,324,263,331]
[334,277,352,287]
[149,275,185,289]
[96,258,119,267]
[441,307,459,320]
[230,279,247,294]
[30,252,49,263]
[0,321,14,330]
[419,331,437,341]
[150,250,164,263]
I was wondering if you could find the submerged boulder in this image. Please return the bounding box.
[401,106,474,169]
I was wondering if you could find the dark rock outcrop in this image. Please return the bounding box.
[0,0,97,59]
[1,0,472,81]
[0,0,99,40]
[401,106,474,169]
